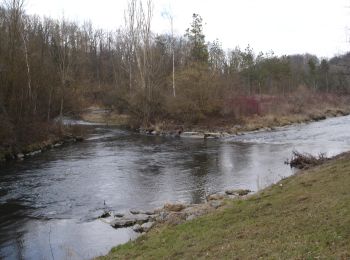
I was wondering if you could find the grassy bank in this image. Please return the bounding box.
[237,107,350,133]
[179,106,350,134]
[80,106,130,126]
[98,152,350,259]
[81,104,350,136]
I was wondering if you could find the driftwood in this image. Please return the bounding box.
[286,151,328,169]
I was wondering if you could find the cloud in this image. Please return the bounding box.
[26,0,349,57]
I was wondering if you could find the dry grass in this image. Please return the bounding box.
[237,106,350,134]
[81,109,130,126]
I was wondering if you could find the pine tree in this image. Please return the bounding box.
[185,13,208,63]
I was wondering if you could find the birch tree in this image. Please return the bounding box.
[162,8,176,97]
[125,0,155,121]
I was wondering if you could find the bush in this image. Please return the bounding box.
[287,151,328,169]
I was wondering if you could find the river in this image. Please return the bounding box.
[1,115,350,259]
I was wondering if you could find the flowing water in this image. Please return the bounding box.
[1,115,350,259]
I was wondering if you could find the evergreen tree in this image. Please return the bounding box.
[185,13,208,63]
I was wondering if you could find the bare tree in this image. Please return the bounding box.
[51,16,73,121]
[162,7,176,97]
[125,0,155,121]
[124,0,136,91]
[20,15,31,100]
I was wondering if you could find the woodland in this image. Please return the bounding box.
[1,0,350,149]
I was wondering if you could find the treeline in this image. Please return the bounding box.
[1,0,350,145]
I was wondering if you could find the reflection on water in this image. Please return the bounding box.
[1,115,350,259]
[0,218,137,260]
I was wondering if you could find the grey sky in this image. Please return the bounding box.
[25,0,349,58]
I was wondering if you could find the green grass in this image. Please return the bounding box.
[97,153,350,259]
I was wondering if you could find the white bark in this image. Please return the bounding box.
[21,26,31,99]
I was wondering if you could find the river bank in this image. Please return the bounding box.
[97,151,350,259]
[0,127,84,163]
[141,107,350,139]
[97,189,251,234]
[3,106,347,162]
[80,105,350,139]
[3,105,347,162]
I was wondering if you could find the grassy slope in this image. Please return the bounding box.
[98,153,350,259]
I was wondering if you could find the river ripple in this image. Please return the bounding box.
[1,115,350,259]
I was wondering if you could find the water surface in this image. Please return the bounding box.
[1,115,350,259]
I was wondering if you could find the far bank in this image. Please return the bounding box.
[80,100,350,139]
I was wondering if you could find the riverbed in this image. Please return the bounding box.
[1,115,350,259]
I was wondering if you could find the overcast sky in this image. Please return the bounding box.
[25,0,350,58]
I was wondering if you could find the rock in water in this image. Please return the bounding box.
[110,218,136,228]
[133,214,152,223]
[225,189,251,196]
[144,210,155,215]
[99,211,111,218]
[141,221,154,232]
[132,224,143,232]
[17,153,24,160]
[110,214,152,229]
[156,211,168,222]
[164,203,186,212]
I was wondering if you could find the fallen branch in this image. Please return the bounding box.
[286,151,328,169]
